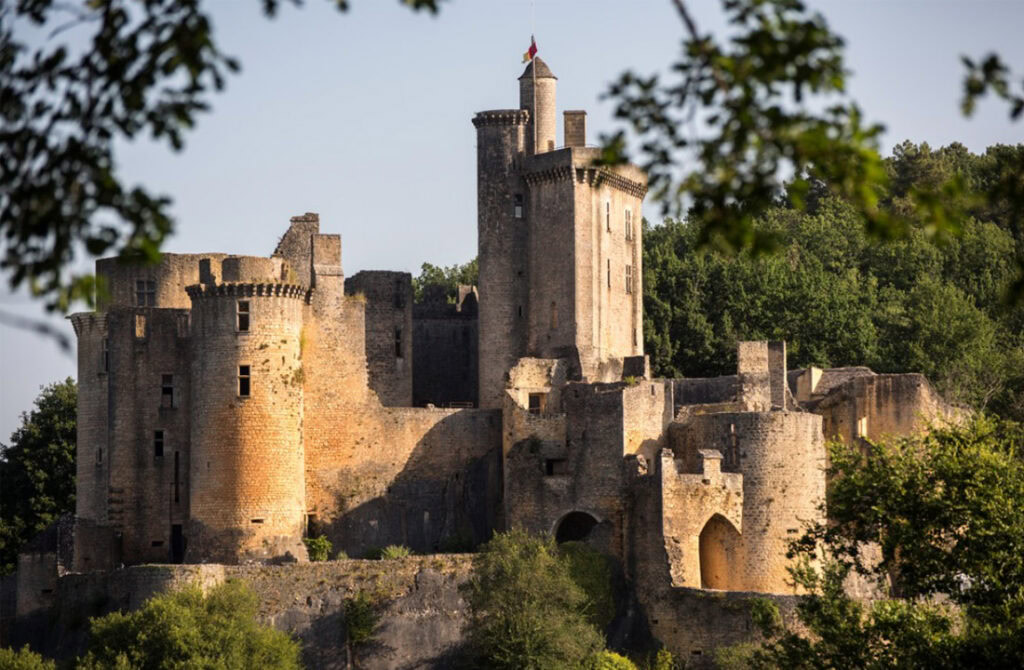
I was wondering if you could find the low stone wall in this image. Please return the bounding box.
[12,556,474,670]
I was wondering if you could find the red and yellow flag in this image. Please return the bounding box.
[522,36,538,63]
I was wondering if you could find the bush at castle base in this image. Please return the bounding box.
[582,650,638,670]
[75,580,301,669]
[462,529,604,669]
[0,646,55,670]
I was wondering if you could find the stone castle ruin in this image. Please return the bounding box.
[8,57,960,663]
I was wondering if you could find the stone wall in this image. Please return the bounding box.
[305,405,502,558]
[9,557,474,670]
[345,271,413,407]
[412,300,477,408]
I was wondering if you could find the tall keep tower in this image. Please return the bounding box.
[474,57,649,409]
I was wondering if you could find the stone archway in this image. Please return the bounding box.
[699,514,740,590]
[555,511,599,544]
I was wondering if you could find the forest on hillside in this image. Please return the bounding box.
[415,142,1024,421]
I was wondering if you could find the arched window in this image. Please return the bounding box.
[555,511,598,544]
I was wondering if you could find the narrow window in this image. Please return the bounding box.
[550,302,558,329]
[176,313,190,338]
[393,279,405,308]
[394,328,403,359]
[237,300,250,332]
[173,452,180,503]
[135,279,155,306]
[161,374,174,408]
[547,139,554,151]
[605,201,610,232]
[96,447,103,465]
[251,518,264,524]
[101,338,109,373]
[151,540,164,547]
[518,305,523,318]
[625,264,633,294]
[625,209,633,240]
[514,194,524,219]
[135,314,147,339]
[154,430,164,458]
[528,392,546,415]
[238,365,251,397]
[633,328,638,347]
[606,259,611,289]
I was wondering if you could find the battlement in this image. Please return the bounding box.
[472,109,530,127]
[184,282,310,301]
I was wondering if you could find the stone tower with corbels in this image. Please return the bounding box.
[473,57,649,409]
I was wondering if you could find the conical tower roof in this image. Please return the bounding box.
[519,57,557,80]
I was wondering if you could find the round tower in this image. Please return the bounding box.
[682,411,825,593]
[519,57,557,154]
[185,256,309,563]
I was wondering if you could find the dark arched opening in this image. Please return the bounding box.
[555,511,598,543]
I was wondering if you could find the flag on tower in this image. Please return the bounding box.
[522,36,538,63]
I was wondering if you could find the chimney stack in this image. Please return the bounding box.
[564,110,586,148]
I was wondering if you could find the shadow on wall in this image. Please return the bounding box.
[319,410,503,559]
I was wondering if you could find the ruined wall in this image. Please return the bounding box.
[623,380,673,463]
[187,281,308,563]
[411,303,478,407]
[15,557,474,670]
[305,406,502,558]
[345,271,413,407]
[95,253,229,310]
[814,373,961,445]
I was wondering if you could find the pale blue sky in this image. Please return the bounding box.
[2,0,1022,440]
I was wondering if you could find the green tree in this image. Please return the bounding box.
[75,580,302,669]
[0,378,76,575]
[1,0,442,314]
[411,259,478,304]
[739,417,1024,668]
[462,529,604,670]
[604,0,1024,301]
[0,646,56,670]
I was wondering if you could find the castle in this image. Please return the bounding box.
[13,57,958,661]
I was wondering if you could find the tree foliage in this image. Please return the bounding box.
[411,259,478,304]
[462,529,604,670]
[738,417,1024,668]
[603,0,1024,300]
[642,142,1024,420]
[0,646,56,670]
[0,0,443,312]
[0,378,77,575]
[75,580,302,669]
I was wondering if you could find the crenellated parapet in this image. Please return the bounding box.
[472,109,530,127]
[185,282,311,302]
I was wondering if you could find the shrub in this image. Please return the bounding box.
[303,535,331,562]
[559,541,618,632]
[343,591,380,647]
[0,646,55,670]
[334,549,349,560]
[583,650,638,670]
[75,580,301,669]
[462,529,603,669]
[379,544,412,559]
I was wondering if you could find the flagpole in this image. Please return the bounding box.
[532,35,537,154]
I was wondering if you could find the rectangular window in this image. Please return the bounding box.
[96,447,103,465]
[161,374,174,408]
[514,194,524,219]
[154,430,164,458]
[176,313,190,338]
[633,328,638,347]
[545,458,568,476]
[135,279,156,306]
[173,452,180,503]
[625,209,633,240]
[625,264,633,294]
[551,302,558,329]
[101,338,109,373]
[605,201,610,232]
[238,365,251,397]
[393,279,405,308]
[607,259,611,289]
[237,301,250,332]
[528,392,546,415]
[394,328,403,358]
[135,314,147,339]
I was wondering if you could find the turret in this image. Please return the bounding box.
[185,256,309,563]
[519,57,557,155]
